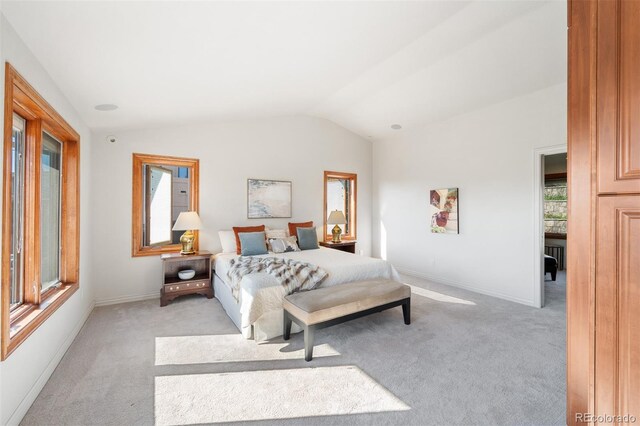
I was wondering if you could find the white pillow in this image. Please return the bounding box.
[265,229,287,239]
[218,230,237,254]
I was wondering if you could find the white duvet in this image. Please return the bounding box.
[214,247,401,340]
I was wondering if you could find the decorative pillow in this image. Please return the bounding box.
[288,221,313,240]
[268,236,300,253]
[297,226,319,250]
[238,232,268,256]
[218,230,237,254]
[265,229,288,239]
[233,225,265,254]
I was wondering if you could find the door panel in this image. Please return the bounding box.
[595,196,640,418]
[597,0,640,194]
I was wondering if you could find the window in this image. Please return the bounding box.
[41,132,62,293]
[132,153,199,257]
[10,114,25,312]
[145,165,173,246]
[323,171,357,241]
[2,63,80,359]
[544,174,567,238]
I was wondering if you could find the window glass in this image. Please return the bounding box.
[544,179,567,235]
[10,114,26,310]
[145,165,174,246]
[177,167,189,178]
[41,132,62,291]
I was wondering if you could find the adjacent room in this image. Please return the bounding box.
[542,152,567,308]
[0,1,637,425]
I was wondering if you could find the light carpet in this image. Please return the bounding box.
[20,274,566,425]
[155,366,410,425]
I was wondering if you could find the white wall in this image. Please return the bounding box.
[372,83,566,306]
[90,116,371,305]
[0,14,94,425]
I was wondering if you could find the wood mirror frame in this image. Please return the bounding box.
[131,153,199,257]
[323,171,357,241]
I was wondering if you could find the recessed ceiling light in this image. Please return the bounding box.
[391,124,402,130]
[95,104,118,111]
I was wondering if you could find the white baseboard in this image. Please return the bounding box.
[95,292,159,307]
[396,267,537,308]
[7,301,95,426]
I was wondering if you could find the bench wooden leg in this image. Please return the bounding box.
[283,310,292,341]
[304,325,315,362]
[402,299,411,325]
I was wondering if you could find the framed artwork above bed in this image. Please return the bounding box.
[247,179,292,218]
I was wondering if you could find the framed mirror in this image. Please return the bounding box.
[323,171,357,241]
[132,153,199,257]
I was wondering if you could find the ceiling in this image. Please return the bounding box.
[1,1,566,139]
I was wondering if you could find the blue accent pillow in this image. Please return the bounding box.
[297,226,319,250]
[238,232,268,256]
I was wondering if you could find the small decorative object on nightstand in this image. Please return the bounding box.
[160,251,213,307]
[327,210,347,243]
[319,240,356,254]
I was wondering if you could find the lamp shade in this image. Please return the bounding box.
[327,210,347,225]
[172,211,203,231]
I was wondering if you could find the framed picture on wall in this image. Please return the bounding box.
[247,179,292,218]
[429,188,459,234]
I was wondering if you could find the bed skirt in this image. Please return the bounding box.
[213,273,303,341]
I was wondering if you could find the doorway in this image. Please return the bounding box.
[533,145,567,308]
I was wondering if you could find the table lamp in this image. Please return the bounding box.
[327,210,347,243]
[172,211,202,255]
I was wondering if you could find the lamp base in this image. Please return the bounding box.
[331,225,342,243]
[179,230,196,255]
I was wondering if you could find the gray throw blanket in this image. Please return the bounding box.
[227,256,328,300]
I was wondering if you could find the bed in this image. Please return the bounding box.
[213,247,401,341]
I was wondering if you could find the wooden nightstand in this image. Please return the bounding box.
[319,241,356,254]
[160,251,213,307]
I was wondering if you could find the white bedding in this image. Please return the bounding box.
[213,247,401,340]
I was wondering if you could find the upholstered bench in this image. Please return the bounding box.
[283,279,411,361]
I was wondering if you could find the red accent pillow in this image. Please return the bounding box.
[288,221,313,241]
[233,225,265,255]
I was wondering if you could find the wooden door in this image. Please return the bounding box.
[597,0,640,194]
[595,196,640,418]
[568,0,640,424]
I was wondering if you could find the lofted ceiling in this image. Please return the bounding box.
[1,1,566,139]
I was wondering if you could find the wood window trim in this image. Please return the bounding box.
[323,171,357,242]
[131,153,200,257]
[2,63,80,360]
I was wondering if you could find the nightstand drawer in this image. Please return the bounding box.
[164,280,209,293]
